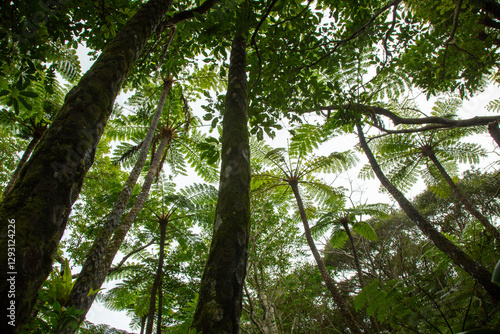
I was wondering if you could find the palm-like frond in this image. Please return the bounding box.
[351,221,378,241]
[300,175,344,206]
[180,130,219,183]
[298,151,358,179]
[112,141,144,168]
[45,42,82,83]
[328,228,349,249]
[436,142,487,165]
[289,123,331,155]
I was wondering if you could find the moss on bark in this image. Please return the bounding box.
[191,30,251,334]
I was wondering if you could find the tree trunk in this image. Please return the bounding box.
[191,26,251,333]
[156,275,163,334]
[341,219,365,288]
[146,218,168,334]
[140,315,147,334]
[251,263,279,334]
[0,1,174,330]
[488,120,500,148]
[342,219,380,333]
[421,145,500,244]
[2,135,41,198]
[64,78,170,324]
[63,134,171,333]
[356,123,500,302]
[290,183,363,334]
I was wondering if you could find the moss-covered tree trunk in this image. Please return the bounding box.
[0,1,174,331]
[191,29,251,333]
[145,217,168,334]
[357,123,500,302]
[63,134,171,333]
[420,144,500,244]
[290,182,363,334]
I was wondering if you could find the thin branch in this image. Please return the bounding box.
[444,0,463,45]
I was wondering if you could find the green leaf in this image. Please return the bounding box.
[352,221,378,241]
[19,90,39,98]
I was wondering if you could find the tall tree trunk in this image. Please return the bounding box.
[63,135,171,333]
[146,218,168,334]
[156,275,163,334]
[140,315,147,334]
[420,145,500,244]
[290,182,363,334]
[488,120,500,148]
[0,1,174,330]
[2,134,41,198]
[356,123,500,302]
[191,26,251,333]
[65,78,170,316]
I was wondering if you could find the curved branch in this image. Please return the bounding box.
[444,0,463,45]
[321,103,500,128]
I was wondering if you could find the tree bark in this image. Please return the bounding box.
[146,218,168,334]
[0,0,175,330]
[290,183,363,334]
[64,78,170,318]
[341,219,365,288]
[2,135,42,198]
[191,27,251,333]
[63,134,171,332]
[488,120,500,148]
[156,275,163,334]
[140,315,147,334]
[420,145,500,244]
[356,123,500,302]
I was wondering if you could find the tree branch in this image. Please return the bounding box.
[445,0,463,45]
[320,103,500,128]
[163,0,220,26]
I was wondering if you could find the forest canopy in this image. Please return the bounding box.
[1,0,500,333]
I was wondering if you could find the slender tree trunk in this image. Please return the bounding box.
[146,218,168,334]
[191,25,251,333]
[290,183,363,334]
[342,220,380,333]
[356,123,500,302]
[63,135,170,333]
[140,316,147,334]
[341,219,365,288]
[251,263,279,334]
[2,135,41,198]
[0,1,174,330]
[488,120,500,148]
[156,275,163,334]
[421,145,500,244]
